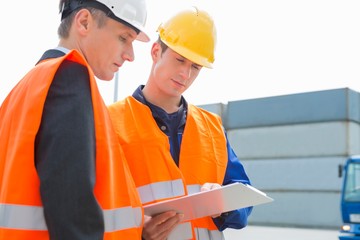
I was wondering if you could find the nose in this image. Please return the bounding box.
[178,64,192,80]
[122,45,135,62]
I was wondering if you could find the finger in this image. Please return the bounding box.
[152,211,177,224]
[201,183,211,191]
[210,183,221,190]
[152,213,184,239]
[201,182,221,191]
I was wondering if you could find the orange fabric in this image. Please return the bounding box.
[0,229,49,240]
[108,96,228,236]
[0,50,143,240]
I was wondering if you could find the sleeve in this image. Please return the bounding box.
[35,60,104,240]
[212,131,253,231]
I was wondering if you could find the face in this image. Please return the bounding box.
[151,43,202,98]
[80,13,138,81]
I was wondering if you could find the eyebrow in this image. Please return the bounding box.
[120,30,136,41]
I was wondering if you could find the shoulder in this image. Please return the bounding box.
[189,104,222,121]
[57,59,88,78]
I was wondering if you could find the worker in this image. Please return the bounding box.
[0,0,150,239]
[108,7,253,240]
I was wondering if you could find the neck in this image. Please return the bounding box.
[142,84,181,114]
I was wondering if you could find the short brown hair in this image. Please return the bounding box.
[58,0,107,39]
[157,37,169,55]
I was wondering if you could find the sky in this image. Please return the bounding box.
[1,1,360,106]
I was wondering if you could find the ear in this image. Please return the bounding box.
[74,9,93,35]
[151,42,162,62]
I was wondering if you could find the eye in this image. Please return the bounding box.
[176,58,185,63]
[192,64,200,70]
[119,36,127,42]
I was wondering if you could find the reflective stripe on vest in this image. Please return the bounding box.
[166,224,225,240]
[168,222,193,240]
[137,181,201,204]
[138,179,185,204]
[195,228,225,240]
[0,204,142,232]
[0,204,46,230]
[103,206,142,231]
[187,184,201,195]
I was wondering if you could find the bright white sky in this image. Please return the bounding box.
[1,1,360,106]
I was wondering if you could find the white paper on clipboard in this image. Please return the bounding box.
[143,182,273,222]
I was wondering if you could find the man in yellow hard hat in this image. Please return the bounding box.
[0,0,150,239]
[108,7,252,240]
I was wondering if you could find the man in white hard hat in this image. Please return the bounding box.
[0,0,150,239]
[109,7,252,240]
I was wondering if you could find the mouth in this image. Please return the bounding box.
[114,62,122,68]
[172,79,185,87]
[111,63,122,72]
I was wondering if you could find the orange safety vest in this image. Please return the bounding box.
[0,50,143,240]
[108,96,228,240]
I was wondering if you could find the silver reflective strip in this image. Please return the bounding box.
[137,179,185,204]
[187,184,201,195]
[195,228,225,240]
[168,222,193,240]
[0,204,47,230]
[166,225,225,240]
[103,206,142,232]
[209,229,225,240]
[0,203,142,232]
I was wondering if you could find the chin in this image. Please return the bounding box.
[96,73,114,81]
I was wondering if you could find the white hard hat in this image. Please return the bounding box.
[61,0,150,42]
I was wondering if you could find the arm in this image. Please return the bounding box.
[35,61,104,239]
[212,132,253,231]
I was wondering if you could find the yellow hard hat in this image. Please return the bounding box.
[157,7,216,68]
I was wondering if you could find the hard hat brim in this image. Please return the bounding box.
[166,43,213,68]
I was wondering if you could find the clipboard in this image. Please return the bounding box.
[143,182,273,222]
